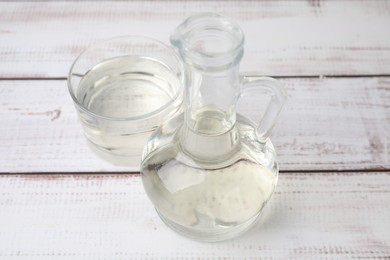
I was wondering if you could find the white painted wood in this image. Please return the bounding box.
[0,80,131,173]
[0,77,388,173]
[1,1,390,78]
[0,172,388,258]
[275,77,390,171]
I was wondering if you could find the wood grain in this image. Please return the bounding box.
[0,77,388,173]
[1,1,390,78]
[0,172,388,258]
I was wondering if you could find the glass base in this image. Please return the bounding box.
[156,207,262,242]
[86,138,140,167]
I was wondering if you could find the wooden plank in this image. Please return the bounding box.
[1,1,390,78]
[275,76,390,171]
[0,80,131,173]
[0,77,388,173]
[0,172,388,258]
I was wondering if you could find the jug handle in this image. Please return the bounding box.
[240,76,287,143]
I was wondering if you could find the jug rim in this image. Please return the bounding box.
[170,13,245,69]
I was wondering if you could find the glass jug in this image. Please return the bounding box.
[141,13,286,241]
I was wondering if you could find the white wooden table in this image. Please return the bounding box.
[0,1,389,258]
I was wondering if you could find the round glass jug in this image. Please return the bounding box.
[141,13,286,241]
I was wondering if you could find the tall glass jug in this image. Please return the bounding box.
[141,13,286,241]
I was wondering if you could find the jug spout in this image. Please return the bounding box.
[170,13,244,70]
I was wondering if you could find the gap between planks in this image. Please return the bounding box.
[1,169,390,176]
[2,74,390,81]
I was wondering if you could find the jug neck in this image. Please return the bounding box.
[170,13,245,135]
[179,65,242,163]
[183,65,241,135]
